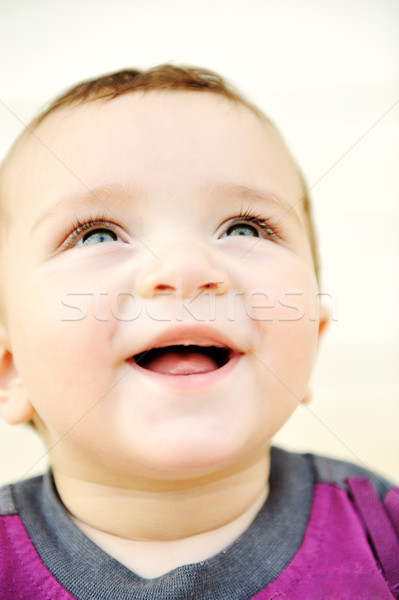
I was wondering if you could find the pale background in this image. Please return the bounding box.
[0,0,398,486]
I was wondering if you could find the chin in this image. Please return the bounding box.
[134,432,251,475]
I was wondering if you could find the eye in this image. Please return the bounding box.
[77,228,118,246]
[220,214,279,241]
[61,219,126,249]
[225,223,259,237]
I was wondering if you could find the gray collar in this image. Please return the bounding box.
[10,447,313,600]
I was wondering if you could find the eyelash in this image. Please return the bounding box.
[60,209,281,250]
[224,210,281,240]
[61,215,123,248]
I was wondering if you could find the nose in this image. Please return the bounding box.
[136,241,230,298]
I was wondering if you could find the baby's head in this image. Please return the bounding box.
[0,65,319,280]
[0,65,327,483]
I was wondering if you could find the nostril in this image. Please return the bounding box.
[155,284,176,291]
[201,282,218,289]
[137,258,229,298]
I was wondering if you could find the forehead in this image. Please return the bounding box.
[2,91,305,224]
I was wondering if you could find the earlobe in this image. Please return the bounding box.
[0,381,35,424]
[318,304,330,342]
[0,333,35,424]
[304,304,331,406]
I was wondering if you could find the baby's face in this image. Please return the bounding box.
[1,92,322,482]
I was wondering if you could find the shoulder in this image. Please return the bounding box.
[270,446,394,501]
[0,483,17,516]
[0,474,45,517]
[304,451,395,500]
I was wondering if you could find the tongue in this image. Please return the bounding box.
[144,349,218,375]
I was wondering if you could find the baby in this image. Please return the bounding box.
[0,65,398,599]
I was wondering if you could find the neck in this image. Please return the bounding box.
[54,449,270,540]
[53,450,270,576]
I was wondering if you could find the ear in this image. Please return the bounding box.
[317,303,330,343]
[0,326,35,424]
[302,303,330,405]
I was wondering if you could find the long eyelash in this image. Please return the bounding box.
[69,212,111,233]
[62,213,118,247]
[232,208,282,239]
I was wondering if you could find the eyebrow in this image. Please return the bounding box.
[204,181,303,225]
[31,182,141,234]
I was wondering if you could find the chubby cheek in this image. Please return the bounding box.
[8,273,118,432]
[244,260,320,402]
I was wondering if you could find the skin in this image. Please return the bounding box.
[0,91,328,577]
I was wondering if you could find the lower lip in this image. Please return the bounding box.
[126,354,242,391]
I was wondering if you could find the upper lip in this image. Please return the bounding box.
[128,325,244,358]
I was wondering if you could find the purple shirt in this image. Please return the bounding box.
[1,449,398,599]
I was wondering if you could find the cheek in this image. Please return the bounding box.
[244,260,320,392]
[8,274,117,421]
[244,255,318,318]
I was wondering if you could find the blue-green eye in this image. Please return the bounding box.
[225,223,259,237]
[81,228,118,245]
[221,215,278,241]
[61,219,125,250]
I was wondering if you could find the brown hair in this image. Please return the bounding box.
[11,64,320,279]
[32,65,264,126]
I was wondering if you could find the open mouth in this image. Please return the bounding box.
[133,345,233,376]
